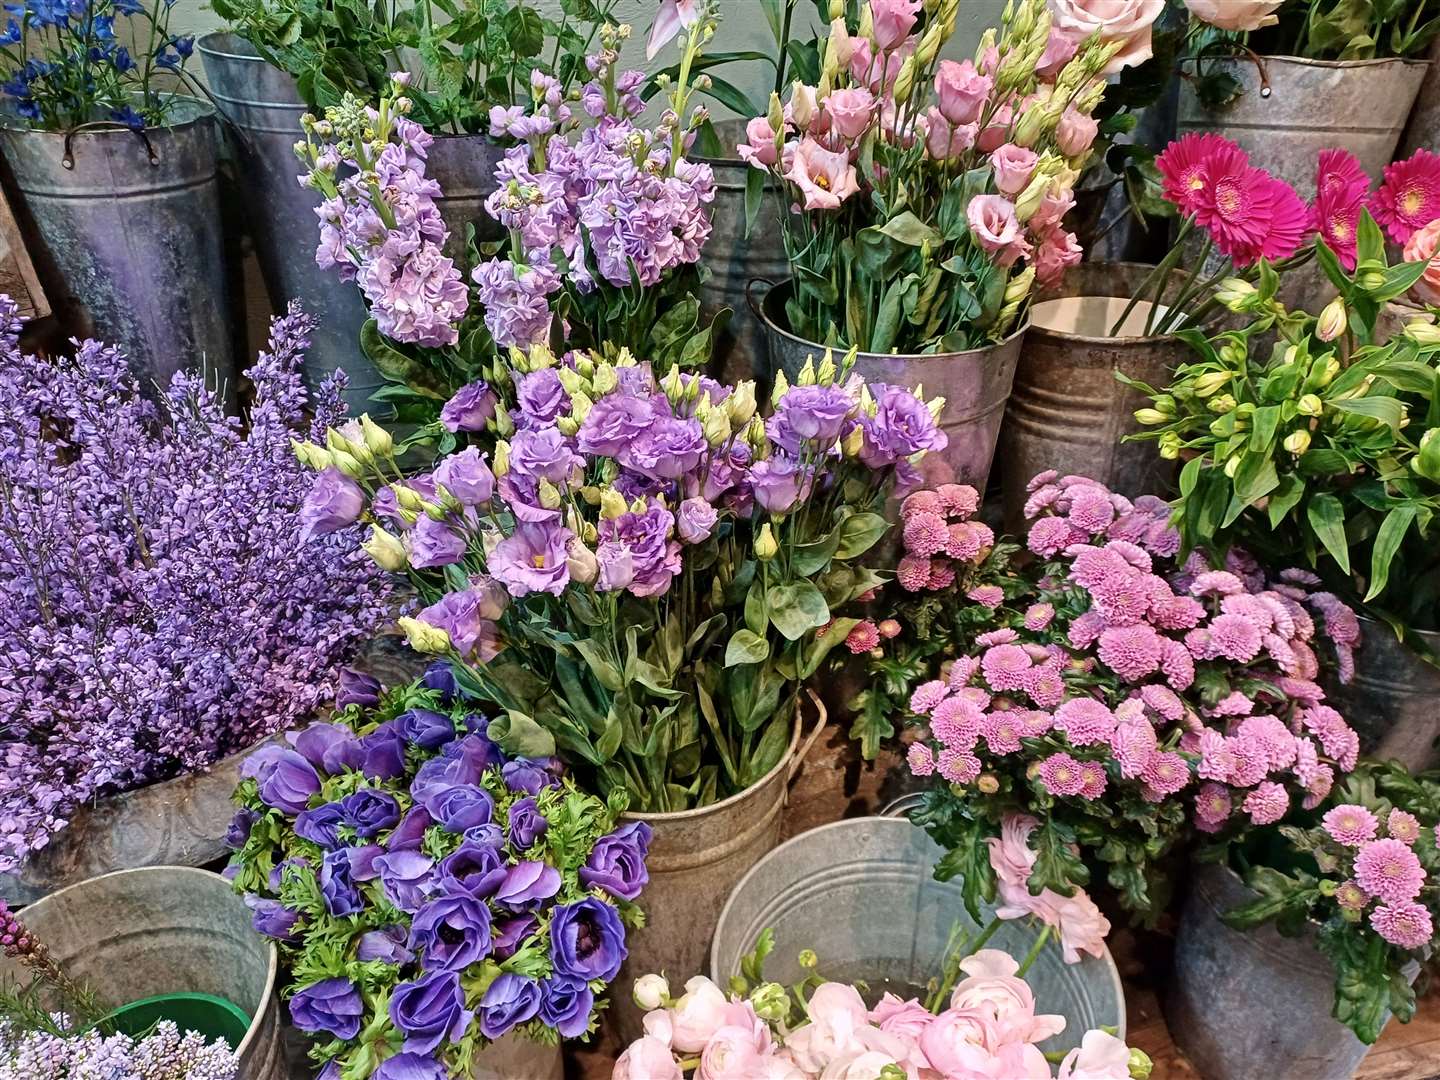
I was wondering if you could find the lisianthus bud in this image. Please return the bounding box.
[1193,371,1231,398]
[790,81,817,128]
[1004,266,1035,306]
[1405,318,1440,345]
[892,56,916,104]
[566,537,598,584]
[538,478,564,510]
[492,440,511,477]
[1133,408,1169,425]
[817,348,837,386]
[633,973,670,1011]
[828,0,843,19]
[531,342,558,369]
[1297,393,1323,417]
[727,381,757,426]
[359,413,393,457]
[556,365,587,397]
[1316,296,1348,342]
[557,416,579,436]
[494,402,515,437]
[755,523,779,560]
[858,1,873,41]
[507,345,530,374]
[841,424,865,458]
[363,524,408,571]
[703,407,731,447]
[600,488,627,520]
[570,391,595,424]
[797,357,817,386]
[330,449,363,477]
[770,369,791,407]
[590,362,618,396]
[1284,430,1312,455]
[398,616,451,655]
[927,395,945,423]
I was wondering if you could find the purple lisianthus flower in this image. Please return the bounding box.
[509,427,583,484]
[434,446,495,505]
[491,522,571,598]
[374,848,436,913]
[300,467,365,541]
[478,973,542,1040]
[397,708,457,751]
[540,977,595,1038]
[440,380,497,432]
[617,415,706,480]
[241,746,321,815]
[580,821,652,901]
[244,895,299,941]
[294,802,347,848]
[437,840,508,898]
[501,758,553,795]
[770,384,855,449]
[359,722,407,781]
[358,924,413,964]
[494,860,561,910]
[576,393,655,456]
[417,580,507,663]
[389,970,473,1055]
[422,661,460,703]
[515,368,570,426]
[320,848,365,917]
[289,722,365,775]
[507,796,548,850]
[857,383,947,467]
[492,914,538,960]
[550,898,627,982]
[225,809,258,850]
[318,1063,340,1080]
[339,788,401,837]
[676,496,717,544]
[336,667,382,709]
[290,977,363,1041]
[373,1054,447,1080]
[749,455,812,514]
[700,443,751,501]
[595,540,635,592]
[596,507,680,598]
[424,783,495,833]
[388,807,435,850]
[409,514,467,569]
[409,894,493,972]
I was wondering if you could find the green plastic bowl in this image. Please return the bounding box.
[103,992,251,1049]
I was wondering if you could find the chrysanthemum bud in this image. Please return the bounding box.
[755,523,779,560]
[362,524,408,571]
[1316,296,1348,342]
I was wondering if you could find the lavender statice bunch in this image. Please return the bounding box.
[0,1019,237,1080]
[0,297,390,874]
[298,80,469,350]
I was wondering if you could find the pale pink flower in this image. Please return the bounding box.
[737,117,780,169]
[983,711,1024,754]
[1243,781,1289,825]
[953,949,1067,1043]
[1402,218,1440,306]
[909,680,948,715]
[1034,228,1083,288]
[1025,667,1066,709]
[1024,603,1056,631]
[1058,1029,1134,1080]
[1193,782,1233,832]
[918,1009,1000,1077]
[1039,752,1087,796]
[785,983,870,1074]
[932,696,985,750]
[1077,761,1108,800]
[991,143,1040,197]
[615,1036,683,1080]
[868,993,933,1043]
[1096,624,1164,680]
[786,138,861,211]
[967,194,1023,253]
[967,584,1004,608]
[823,87,876,142]
[668,976,732,1052]
[982,643,1034,691]
[935,58,992,125]
[869,0,922,50]
[698,1017,773,1080]
[1053,697,1116,746]
[1055,108,1100,158]
[1371,901,1435,950]
[1389,809,1422,845]
[646,0,700,59]
[924,111,979,162]
[1354,838,1426,903]
[907,742,936,777]
[938,747,982,784]
[1049,0,1166,75]
[1055,889,1112,963]
[1036,25,1079,77]
[1141,750,1190,800]
[978,104,1014,153]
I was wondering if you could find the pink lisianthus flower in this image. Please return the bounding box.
[1055,108,1100,158]
[1371,148,1440,245]
[1036,25,1079,78]
[737,116,781,169]
[977,104,1014,154]
[823,87,877,142]
[849,37,915,93]
[786,138,861,211]
[869,0,922,50]
[924,110,979,162]
[1402,218,1440,306]
[991,143,1040,197]
[968,194,1023,254]
[935,58,993,125]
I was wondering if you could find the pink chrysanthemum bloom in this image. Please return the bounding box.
[1311,591,1361,646]
[981,643,1033,691]
[1112,716,1159,779]
[931,696,984,750]
[907,742,936,777]
[1354,838,1425,903]
[1208,612,1264,663]
[937,747,982,785]
[983,711,1023,755]
[1278,677,1325,705]
[1024,483,1063,519]
[1303,705,1359,770]
[928,561,957,590]
[1150,594,1206,631]
[1138,684,1184,722]
[1313,148,1370,270]
[909,680,949,715]
[1389,809,1422,845]
[1068,544,1123,588]
[1434,824,1440,848]
[1335,880,1369,912]
[901,490,944,518]
[1024,666,1065,709]
[937,483,979,517]
[878,618,901,640]
[1067,489,1117,534]
[1371,900,1435,950]
[844,620,881,654]
[1027,515,1080,557]
[1220,592,1275,631]
[1077,761,1108,800]
[1189,570,1245,597]
[1236,715,1298,771]
[903,510,950,557]
[966,584,1004,609]
[1027,469,1059,492]
[1141,750,1191,800]
[1037,752,1086,797]
[1067,610,1108,650]
[1023,603,1055,632]
[1371,148,1440,244]
[897,555,933,592]
[1097,624,1164,681]
[1016,709,1054,737]
[1302,765,1335,810]
[977,628,1019,647]
[1225,735,1271,788]
[1156,132,1248,216]
[1195,729,1233,782]
[945,522,983,561]
[1243,781,1289,825]
[1194,782,1233,831]
[1292,737,1322,786]
[1053,697,1117,746]
[947,655,979,689]
[1089,572,1155,628]
[959,686,993,710]
[1107,540,1155,574]
[1263,633,1299,675]
[1160,638,1196,690]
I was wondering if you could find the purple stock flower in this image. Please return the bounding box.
[596,507,680,597]
[373,1054,447,1080]
[424,783,495,833]
[417,582,506,663]
[357,924,413,964]
[494,861,562,909]
[300,467,365,541]
[245,895,299,941]
[389,970,473,1055]
[242,746,321,815]
[440,381,498,433]
[408,893,493,972]
[749,456,812,514]
[550,897,627,982]
[478,973,542,1039]
[434,447,495,505]
[290,977,363,1041]
[294,802,346,848]
[858,383,947,467]
[540,977,595,1038]
[676,496,717,544]
[580,821,652,901]
[473,257,559,348]
[374,849,436,913]
[339,788,401,837]
[336,667,382,709]
[491,522,572,597]
[437,841,508,898]
[397,708,458,750]
[507,796,548,850]
[409,514,467,569]
[320,848,364,916]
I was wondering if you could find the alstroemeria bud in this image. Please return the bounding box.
[1284,430,1312,455]
[1193,371,1231,398]
[1134,408,1169,426]
[1207,394,1237,415]
[362,524,408,571]
[398,616,451,655]
[1404,318,1440,345]
[1297,393,1323,417]
[1215,278,1258,311]
[1158,432,1182,460]
[1316,296,1348,342]
[755,523,779,560]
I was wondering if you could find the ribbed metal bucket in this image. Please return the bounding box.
[0,867,283,1080]
[697,120,788,384]
[998,262,1186,531]
[428,132,505,264]
[752,279,1024,492]
[609,709,809,1044]
[470,1034,562,1079]
[1322,618,1440,770]
[710,816,1125,1055]
[0,98,234,394]
[1168,861,1389,1080]
[1177,56,1428,192]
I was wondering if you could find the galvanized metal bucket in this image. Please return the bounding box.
[0,866,284,1080]
[750,278,1025,492]
[426,131,506,265]
[0,98,235,395]
[710,816,1125,1055]
[1322,618,1440,770]
[1169,860,1402,1080]
[998,262,1187,531]
[1399,36,1440,157]
[1177,55,1428,192]
[609,699,822,1044]
[469,1033,562,1080]
[696,120,788,384]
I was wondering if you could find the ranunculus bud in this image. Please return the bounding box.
[363,524,408,571]
[1284,430,1312,455]
[748,981,789,1023]
[1129,1049,1154,1080]
[633,973,670,1010]
[1316,296,1348,342]
[755,524,779,560]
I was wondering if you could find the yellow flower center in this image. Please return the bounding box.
[531,554,548,568]
[815,173,830,190]
[1330,219,1351,241]
[1404,186,1425,216]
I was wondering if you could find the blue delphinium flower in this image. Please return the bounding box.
[108,104,143,129]
[0,17,19,44]
[153,33,192,69]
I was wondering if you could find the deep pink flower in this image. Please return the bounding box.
[1097,624,1164,680]
[845,621,881,654]
[1371,901,1434,950]
[1194,782,1233,831]
[1038,752,1086,797]
[897,555,933,592]
[1312,148,1370,270]
[937,747,982,784]
[967,585,1004,608]
[907,742,936,777]
[1028,515,1082,557]
[1156,133,1248,217]
[1111,717,1158,779]
[931,696,985,751]
[1371,148,1440,244]
[1192,162,1309,268]
[1354,838,1426,903]
[1024,667,1065,709]
[1053,697,1116,747]
[981,644,1033,692]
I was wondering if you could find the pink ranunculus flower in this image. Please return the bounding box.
[758,1054,809,1080]
[1183,0,1283,31]
[785,983,870,1073]
[698,1019,773,1080]
[1055,108,1100,158]
[1048,0,1165,74]
[614,1036,683,1080]
[991,143,1040,197]
[824,87,877,142]
[818,1049,904,1080]
[952,949,1068,1045]
[1035,228,1083,288]
[968,194,1023,253]
[737,116,780,169]
[1058,1029,1134,1080]
[787,137,861,210]
[869,993,935,1044]
[1403,218,1440,306]
[1053,889,1112,964]
[918,1008,999,1076]
[668,975,732,1053]
[869,0,922,50]
[977,104,1014,154]
[935,58,993,125]
[996,1041,1059,1079]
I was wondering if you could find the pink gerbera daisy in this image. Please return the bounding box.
[1312,148,1370,270]
[1156,133,1249,217]
[1193,162,1310,268]
[1371,148,1440,244]
[1371,901,1434,950]
[1354,838,1426,904]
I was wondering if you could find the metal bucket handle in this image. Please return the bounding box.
[788,687,829,786]
[61,122,160,170]
[745,276,776,324]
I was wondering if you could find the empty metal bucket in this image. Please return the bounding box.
[710,816,1125,1054]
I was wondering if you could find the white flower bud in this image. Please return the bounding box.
[632,973,670,1010]
[362,524,408,571]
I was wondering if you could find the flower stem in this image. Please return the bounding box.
[1016,924,1052,978]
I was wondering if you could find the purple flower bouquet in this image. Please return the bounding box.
[227,670,648,1075]
[0,298,390,875]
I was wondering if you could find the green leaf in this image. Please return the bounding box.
[1331,396,1407,431]
[487,710,557,758]
[834,512,889,559]
[1356,209,1386,267]
[725,629,770,666]
[800,616,858,680]
[1306,491,1352,575]
[572,639,623,692]
[1267,473,1305,528]
[359,319,449,399]
[767,581,830,640]
[502,4,544,56]
[1365,504,1416,601]
[1229,453,1279,518]
[877,210,942,248]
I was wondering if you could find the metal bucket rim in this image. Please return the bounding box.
[1028,294,1178,347]
[1245,54,1431,71]
[710,815,1127,1033]
[22,865,279,1059]
[196,30,270,62]
[754,277,1029,362]
[0,93,215,134]
[620,707,802,825]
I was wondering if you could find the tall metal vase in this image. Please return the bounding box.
[1323,618,1440,770]
[0,98,235,395]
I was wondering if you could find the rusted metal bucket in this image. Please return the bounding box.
[751,278,1024,493]
[609,698,823,1044]
[1168,861,1400,1080]
[998,262,1187,531]
[0,867,284,1080]
[696,120,788,384]
[1323,618,1440,770]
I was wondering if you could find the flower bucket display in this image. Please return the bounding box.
[0,866,285,1080]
